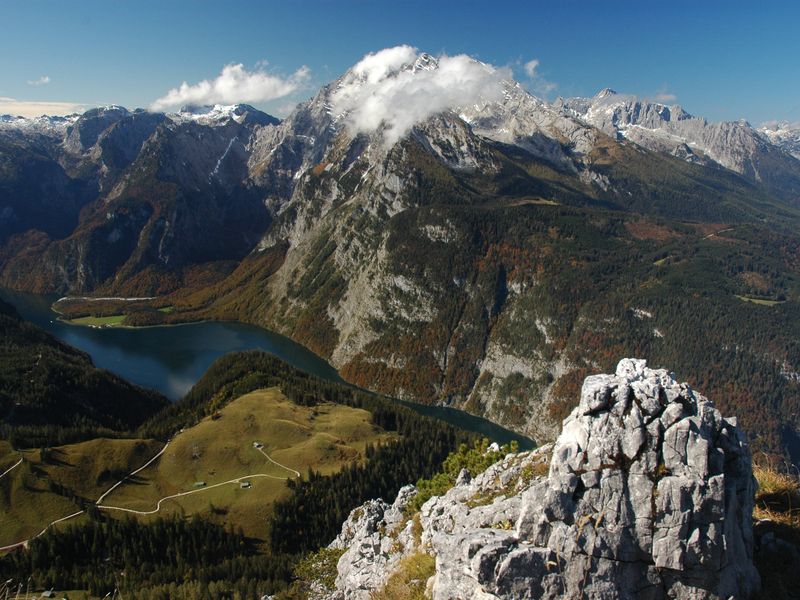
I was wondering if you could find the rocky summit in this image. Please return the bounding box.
[325,359,760,600]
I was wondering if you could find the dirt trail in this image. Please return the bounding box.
[0,457,23,480]
[0,436,301,551]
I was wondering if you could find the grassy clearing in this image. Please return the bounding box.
[1,388,391,547]
[0,439,162,548]
[735,295,786,306]
[35,438,164,501]
[101,388,392,539]
[67,314,126,327]
[508,197,560,207]
[0,457,82,548]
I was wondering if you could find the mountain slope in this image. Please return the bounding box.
[0,49,799,462]
[187,123,800,460]
[164,58,799,460]
[0,104,280,294]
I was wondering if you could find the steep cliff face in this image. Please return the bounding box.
[323,359,761,600]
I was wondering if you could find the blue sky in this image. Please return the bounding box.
[1,0,798,123]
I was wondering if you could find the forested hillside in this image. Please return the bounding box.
[0,297,168,447]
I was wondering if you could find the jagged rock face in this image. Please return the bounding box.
[329,486,419,599]
[558,89,800,204]
[760,121,800,160]
[459,81,599,171]
[497,358,759,599]
[327,359,760,600]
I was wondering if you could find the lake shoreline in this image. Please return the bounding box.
[2,288,535,449]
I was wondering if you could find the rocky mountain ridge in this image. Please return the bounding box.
[760,121,800,160]
[321,359,760,600]
[557,89,800,203]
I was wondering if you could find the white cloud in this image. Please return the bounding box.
[350,45,419,84]
[150,63,310,112]
[649,92,677,104]
[521,58,557,97]
[0,97,87,117]
[523,59,539,78]
[274,100,302,118]
[331,46,509,146]
[27,75,51,86]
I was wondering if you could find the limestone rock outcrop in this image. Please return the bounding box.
[326,359,761,600]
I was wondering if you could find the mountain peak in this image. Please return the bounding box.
[412,52,438,72]
[171,103,278,127]
[595,87,618,99]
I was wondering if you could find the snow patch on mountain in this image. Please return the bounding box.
[0,113,80,136]
[167,103,278,127]
[557,89,799,182]
[760,121,800,159]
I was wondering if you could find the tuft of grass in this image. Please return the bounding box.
[292,546,345,595]
[753,463,800,530]
[753,460,800,600]
[372,552,435,600]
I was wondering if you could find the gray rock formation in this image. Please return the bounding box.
[760,121,800,160]
[329,486,419,599]
[326,359,760,600]
[558,89,800,203]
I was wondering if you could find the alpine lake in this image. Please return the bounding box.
[1,289,533,449]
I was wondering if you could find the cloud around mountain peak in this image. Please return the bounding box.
[331,45,510,146]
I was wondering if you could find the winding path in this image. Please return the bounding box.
[0,511,85,553]
[0,438,301,551]
[97,473,287,516]
[95,441,171,505]
[0,457,23,480]
[256,446,301,478]
[96,443,300,516]
[703,227,735,240]
[0,444,170,553]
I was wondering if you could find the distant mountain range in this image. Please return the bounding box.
[1,50,798,461]
[760,120,800,159]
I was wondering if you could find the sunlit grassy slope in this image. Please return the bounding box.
[102,388,391,539]
[0,387,391,547]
